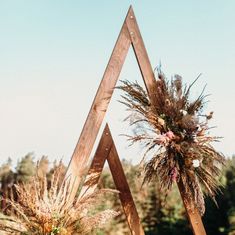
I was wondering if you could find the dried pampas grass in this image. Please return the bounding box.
[0,160,119,235]
[118,69,225,215]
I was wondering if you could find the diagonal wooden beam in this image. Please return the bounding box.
[107,144,145,235]
[80,124,145,235]
[125,6,158,105]
[178,180,207,235]
[66,9,132,199]
[125,7,206,235]
[78,124,113,199]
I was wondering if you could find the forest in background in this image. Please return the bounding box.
[0,154,234,235]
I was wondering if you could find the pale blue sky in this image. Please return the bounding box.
[0,1,235,166]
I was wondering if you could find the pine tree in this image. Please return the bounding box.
[15,153,35,183]
[0,158,14,211]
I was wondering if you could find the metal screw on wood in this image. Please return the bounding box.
[105,132,109,136]
[130,15,134,19]
[105,148,109,151]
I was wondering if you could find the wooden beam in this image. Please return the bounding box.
[178,180,207,235]
[80,124,145,235]
[126,6,206,235]
[79,124,112,199]
[108,145,145,235]
[125,6,158,105]
[66,10,132,199]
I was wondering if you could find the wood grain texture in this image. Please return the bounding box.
[80,124,145,235]
[108,145,145,235]
[178,179,207,235]
[66,15,132,199]
[126,6,206,235]
[79,124,112,199]
[125,6,158,105]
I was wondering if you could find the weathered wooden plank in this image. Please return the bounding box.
[178,179,207,235]
[126,6,206,235]
[125,6,158,105]
[79,124,112,199]
[108,144,145,235]
[80,124,145,235]
[66,15,132,199]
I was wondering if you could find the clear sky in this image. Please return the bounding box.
[0,1,235,166]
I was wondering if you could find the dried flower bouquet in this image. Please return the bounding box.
[118,69,225,215]
[0,162,118,235]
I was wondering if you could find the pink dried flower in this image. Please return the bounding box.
[165,131,175,140]
[157,135,168,146]
[170,167,178,182]
[156,131,175,146]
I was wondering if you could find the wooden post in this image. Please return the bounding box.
[178,180,207,235]
[80,124,145,235]
[126,7,207,235]
[125,7,158,105]
[79,124,113,199]
[66,9,131,200]
[66,5,207,235]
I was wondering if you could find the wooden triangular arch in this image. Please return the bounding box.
[66,6,207,235]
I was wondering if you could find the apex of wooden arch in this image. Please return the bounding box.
[66,5,157,196]
[65,6,207,235]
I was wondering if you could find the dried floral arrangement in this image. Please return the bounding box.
[118,69,225,215]
[0,161,118,235]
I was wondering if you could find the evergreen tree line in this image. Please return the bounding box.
[0,154,234,235]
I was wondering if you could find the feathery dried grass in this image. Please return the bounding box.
[0,161,119,234]
[117,69,225,215]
